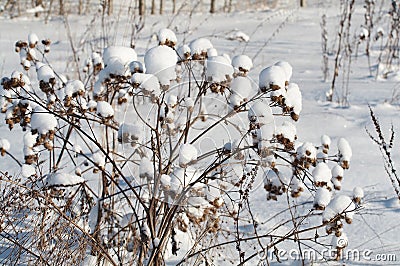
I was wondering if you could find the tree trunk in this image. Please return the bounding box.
[172,0,176,13]
[139,0,145,16]
[300,0,306,7]
[228,0,232,12]
[210,0,215,13]
[107,0,113,15]
[78,0,83,14]
[59,0,64,15]
[159,0,163,14]
[151,0,155,14]
[35,0,43,17]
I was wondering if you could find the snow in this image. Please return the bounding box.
[314,187,331,209]
[322,195,356,224]
[331,233,348,248]
[0,138,10,151]
[352,186,364,202]
[181,97,193,109]
[158,28,177,46]
[179,143,198,167]
[139,157,154,179]
[207,47,218,57]
[28,33,39,48]
[275,121,297,142]
[23,131,37,148]
[170,166,201,193]
[312,162,332,185]
[206,55,234,83]
[21,164,36,178]
[42,172,84,187]
[129,61,144,74]
[337,137,352,168]
[257,124,275,142]
[227,30,250,42]
[274,61,292,82]
[259,65,286,91]
[230,76,253,99]
[30,106,57,134]
[160,174,171,188]
[96,101,114,118]
[189,38,213,58]
[36,63,55,83]
[177,44,191,61]
[331,164,344,179]
[102,46,137,66]
[296,142,317,163]
[285,83,302,115]
[321,134,331,148]
[1,3,400,265]
[65,80,85,97]
[144,45,177,86]
[131,73,160,97]
[248,99,274,126]
[231,54,253,73]
[92,151,106,169]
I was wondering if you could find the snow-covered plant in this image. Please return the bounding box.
[0,31,361,265]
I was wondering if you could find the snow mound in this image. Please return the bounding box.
[314,187,331,210]
[131,73,160,97]
[337,138,352,169]
[248,99,274,126]
[259,65,286,91]
[144,45,177,86]
[231,55,253,73]
[43,172,84,187]
[103,46,137,66]
[230,76,253,99]
[227,31,250,42]
[158,28,177,46]
[322,195,355,224]
[274,61,292,82]
[179,144,198,167]
[36,63,55,83]
[312,162,332,186]
[189,38,213,59]
[96,101,114,118]
[206,55,234,83]
[31,106,57,134]
[65,80,85,97]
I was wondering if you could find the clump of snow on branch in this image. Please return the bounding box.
[189,38,213,60]
[30,106,57,135]
[337,138,352,169]
[144,45,177,87]
[322,195,355,224]
[103,46,137,66]
[231,55,253,76]
[96,101,114,119]
[157,28,177,47]
[179,144,198,168]
[259,65,286,92]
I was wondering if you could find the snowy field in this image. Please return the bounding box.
[0,0,399,265]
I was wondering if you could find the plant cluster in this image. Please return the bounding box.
[0,29,362,265]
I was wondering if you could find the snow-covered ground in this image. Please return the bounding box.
[0,1,399,265]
